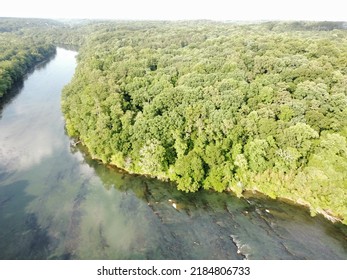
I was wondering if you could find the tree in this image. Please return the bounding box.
[138,139,167,174]
[244,139,270,173]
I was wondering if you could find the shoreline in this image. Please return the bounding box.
[0,47,57,100]
[74,140,344,226]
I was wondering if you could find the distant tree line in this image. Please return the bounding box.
[0,18,59,97]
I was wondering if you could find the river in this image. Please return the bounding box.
[0,48,346,260]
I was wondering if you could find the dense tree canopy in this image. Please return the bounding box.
[61,21,347,224]
[0,18,346,224]
[0,18,57,98]
[0,17,94,98]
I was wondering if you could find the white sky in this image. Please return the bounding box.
[0,0,346,21]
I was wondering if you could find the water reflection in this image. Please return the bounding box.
[0,51,67,172]
[0,124,63,171]
[69,144,347,259]
[0,82,24,118]
[0,180,51,259]
[0,53,56,117]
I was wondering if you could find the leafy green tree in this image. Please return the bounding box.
[244,139,270,173]
[173,151,205,192]
[138,139,167,174]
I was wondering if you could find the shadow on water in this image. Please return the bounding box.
[0,81,24,118]
[0,53,57,119]
[0,180,51,259]
[72,144,347,260]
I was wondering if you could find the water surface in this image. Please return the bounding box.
[0,48,346,259]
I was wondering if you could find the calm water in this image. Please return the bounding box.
[0,48,346,260]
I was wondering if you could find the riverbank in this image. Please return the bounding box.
[73,138,345,226]
[0,37,56,99]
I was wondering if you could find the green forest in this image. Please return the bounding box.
[1,18,347,224]
[0,35,55,97]
[0,17,99,98]
[0,18,57,97]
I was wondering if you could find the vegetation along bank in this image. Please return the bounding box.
[62,21,347,224]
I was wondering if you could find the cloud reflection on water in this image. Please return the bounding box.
[0,126,63,171]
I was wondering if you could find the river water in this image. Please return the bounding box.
[0,48,346,260]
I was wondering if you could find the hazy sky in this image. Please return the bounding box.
[1,0,346,21]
